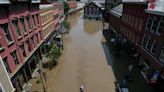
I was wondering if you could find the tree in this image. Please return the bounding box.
[64,1,70,14]
[45,44,62,69]
[62,20,70,29]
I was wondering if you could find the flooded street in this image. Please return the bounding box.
[30,11,152,92]
[46,11,116,92]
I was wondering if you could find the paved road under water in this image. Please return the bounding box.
[30,11,153,92]
[46,11,116,92]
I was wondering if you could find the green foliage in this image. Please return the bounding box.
[62,20,70,29]
[46,44,62,67]
[64,1,70,14]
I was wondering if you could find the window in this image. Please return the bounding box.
[30,37,35,48]
[20,45,26,57]
[26,40,31,52]
[32,15,36,27]
[36,14,40,25]
[150,41,157,54]
[2,57,11,74]
[141,35,147,47]
[39,31,42,40]
[11,51,19,65]
[159,46,164,64]
[12,19,21,37]
[156,18,164,35]
[139,19,143,30]
[145,15,153,31]
[150,17,160,33]
[135,17,139,28]
[20,17,27,34]
[129,15,131,24]
[146,39,152,50]
[36,34,39,44]
[131,16,134,26]
[26,16,32,30]
[0,24,12,43]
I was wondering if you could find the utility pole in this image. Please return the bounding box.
[38,69,46,92]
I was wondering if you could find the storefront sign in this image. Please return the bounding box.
[148,0,164,12]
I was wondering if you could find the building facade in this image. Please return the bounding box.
[0,57,15,92]
[58,2,64,21]
[67,0,77,9]
[120,1,147,56]
[105,0,122,11]
[84,1,103,19]
[40,1,62,53]
[0,0,43,91]
[107,4,122,46]
[138,0,164,91]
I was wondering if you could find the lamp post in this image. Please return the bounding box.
[38,69,46,92]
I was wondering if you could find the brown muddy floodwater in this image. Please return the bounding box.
[44,11,116,92]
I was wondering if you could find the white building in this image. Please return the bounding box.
[0,57,15,92]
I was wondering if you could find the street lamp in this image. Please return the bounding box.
[38,69,46,92]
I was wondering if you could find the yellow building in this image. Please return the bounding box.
[40,4,56,39]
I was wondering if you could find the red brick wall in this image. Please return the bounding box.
[0,3,43,75]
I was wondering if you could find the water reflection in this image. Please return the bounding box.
[67,11,83,27]
[83,19,102,35]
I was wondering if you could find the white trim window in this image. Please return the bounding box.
[145,15,153,31]
[159,46,164,64]
[150,16,160,33]
[156,17,164,36]
[2,57,11,74]
[150,40,156,54]
[0,23,12,43]
[11,51,19,65]
[146,38,152,51]
[141,34,146,47]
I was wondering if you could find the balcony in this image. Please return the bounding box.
[0,0,10,4]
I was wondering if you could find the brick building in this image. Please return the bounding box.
[0,0,43,91]
[120,0,147,55]
[105,0,122,11]
[138,0,164,91]
[107,3,122,46]
[105,0,164,91]
[40,2,60,51]
[84,1,103,20]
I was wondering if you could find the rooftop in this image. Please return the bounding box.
[39,4,53,9]
[123,0,148,3]
[146,0,164,16]
[110,4,123,18]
